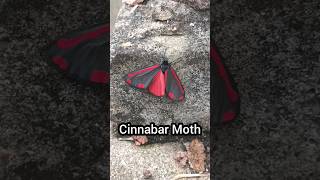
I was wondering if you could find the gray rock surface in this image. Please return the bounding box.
[110,0,210,133]
[172,0,210,10]
[110,123,209,180]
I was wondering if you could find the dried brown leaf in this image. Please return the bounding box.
[132,135,148,146]
[187,138,206,173]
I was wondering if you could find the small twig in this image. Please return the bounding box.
[160,32,184,36]
[118,137,134,141]
[129,4,139,14]
[171,173,210,180]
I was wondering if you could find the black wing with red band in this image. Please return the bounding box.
[125,64,161,89]
[48,23,109,84]
[165,67,185,101]
[124,61,185,101]
[211,45,240,125]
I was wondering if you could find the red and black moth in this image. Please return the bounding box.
[124,60,185,101]
[211,45,240,124]
[47,23,110,84]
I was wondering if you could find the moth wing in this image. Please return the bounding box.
[211,46,240,124]
[165,66,185,101]
[125,64,161,89]
[47,24,109,84]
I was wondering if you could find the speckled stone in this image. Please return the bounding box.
[110,0,210,135]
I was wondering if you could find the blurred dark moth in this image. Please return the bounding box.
[47,23,109,84]
[211,45,240,125]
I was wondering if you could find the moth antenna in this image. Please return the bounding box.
[159,47,169,64]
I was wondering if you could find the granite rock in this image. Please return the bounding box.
[172,0,210,10]
[111,0,210,134]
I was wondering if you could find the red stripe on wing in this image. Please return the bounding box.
[136,84,145,88]
[168,92,175,99]
[57,24,110,49]
[126,79,132,85]
[52,56,69,70]
[223,111,236,123]
[127,64,160,78]
[211,47,239,103]
[90,70,109,84]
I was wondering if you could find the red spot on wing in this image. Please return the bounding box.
[136,84,144,89]
[168,92,175,100]
[127,65,159,78]
[222,111,236,123]
[126,79,132,85]
[148,71,166,96]
[90,70,109,84]
[57,25,110,49]
[211,47,239,103]
[52,56,68,70]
